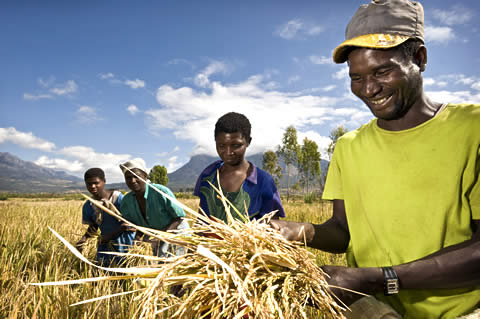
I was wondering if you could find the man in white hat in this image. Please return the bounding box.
[119,158,188,257]
[272,0,480,317]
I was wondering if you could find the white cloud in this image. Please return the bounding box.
[165,156,186,173]
[423,78,436,86]
[424,26,454,44]
[0,127,56,152]
[194,61,229,88]
[35,156,84,173]
[309,55,332,65]
[145,67,368,157]
[275,19,324,40]
[173,146,180,152]
[75,106,102,124]
[322,85,337,92]
[426,90,480,104]
[437,81,448,87]
[457,77,475,85]
[127,104,140,115]
[333,66,349,80]
[288,75,300,84]
[58,146,133,182]
[423,78,448,87]
[432,6,473,26]
[297,130,332,159]
[167,58,195,69]
[99,72,115,80]
[472,82,480,91]
[50,80,78,96]
[23,93,53,100]
[0,127,135,182]
[124,78,145,89]
[37,76,55,88]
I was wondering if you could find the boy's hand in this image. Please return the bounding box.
[270,220,314,243]
[120,222,136,232]
[75,239,86,252]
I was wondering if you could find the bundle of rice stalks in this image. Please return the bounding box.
[31,169,348,319]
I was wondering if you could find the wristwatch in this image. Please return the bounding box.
[382,267,399,295]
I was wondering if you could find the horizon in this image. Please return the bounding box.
[1,0,479,182]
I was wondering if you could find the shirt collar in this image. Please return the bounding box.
[217,160,258,184]
[143,183,150,199]
[245,161,258,184]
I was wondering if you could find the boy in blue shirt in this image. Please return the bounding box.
[75,168,135,265]
[194,112,285,222]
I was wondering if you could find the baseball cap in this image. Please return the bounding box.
[332,0,424,64]
[120,158,148,175]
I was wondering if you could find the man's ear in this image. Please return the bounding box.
[415,45,427,72]
[247,137,252,145]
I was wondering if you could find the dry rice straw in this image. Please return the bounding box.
[31,166,348,318]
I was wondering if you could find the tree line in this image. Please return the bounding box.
[262,125,348,201]
[147,124,348,200]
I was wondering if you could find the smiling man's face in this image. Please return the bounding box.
[348,46,422,123]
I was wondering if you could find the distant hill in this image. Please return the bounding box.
[0,152,84,193]
[166,153,329,192]
[0,152,329,194]
[167,154,264,191]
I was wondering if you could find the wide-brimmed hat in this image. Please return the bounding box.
[332,0,424,64]
[120,158,148,175]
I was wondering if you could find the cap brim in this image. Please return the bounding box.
[332,33,411,63]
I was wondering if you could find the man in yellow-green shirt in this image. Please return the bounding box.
[271,0,480,318]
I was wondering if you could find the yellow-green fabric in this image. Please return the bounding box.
[323,103,480,318]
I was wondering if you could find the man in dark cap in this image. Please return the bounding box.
[272,0,480,317]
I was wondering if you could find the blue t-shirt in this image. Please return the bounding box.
[194,160,285,222]
[82,191,135,264]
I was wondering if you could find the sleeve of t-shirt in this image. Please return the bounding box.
[260,174,285,218]
[322,139,345,201]
[161,185,186,218]
[271,189,285,218]
[114,192,124,210]
[193,164,217,216]
[81,201,95,225]
[471,148,480,220]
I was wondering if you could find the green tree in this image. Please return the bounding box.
[262,150,282,186]
[327,125,349,160]
[277,126,300,202]
[149,165,168,185]
[298,137,321,193]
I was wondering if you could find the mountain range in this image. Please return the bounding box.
[0,152,328,193]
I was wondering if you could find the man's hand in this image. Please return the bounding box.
[120,222,136,232]
[75,237,87,253]
[322,265,382,306]
[270,219,315,243]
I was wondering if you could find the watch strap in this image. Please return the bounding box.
[382,267,399,295]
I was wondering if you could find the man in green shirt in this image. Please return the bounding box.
[271,0,480,318]
[119,158,188,257]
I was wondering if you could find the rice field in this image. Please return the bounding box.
[0,196,345,318]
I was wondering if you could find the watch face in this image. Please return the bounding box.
[386,278,399,295]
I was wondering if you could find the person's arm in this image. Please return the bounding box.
[75,224,99,252]
[270,199,350,253]
[323,219,480,305]
[164,217,183,231]
[99,222,136,244]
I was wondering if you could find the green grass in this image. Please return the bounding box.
[0,197,345,318]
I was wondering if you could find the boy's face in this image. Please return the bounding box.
[215,132,250,166]
[85,177,105,198]
[124,168,147,193]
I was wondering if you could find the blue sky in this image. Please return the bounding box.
[1,0,479,182]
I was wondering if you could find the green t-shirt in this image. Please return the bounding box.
[120,183,185,231]
[323,103,480,318]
